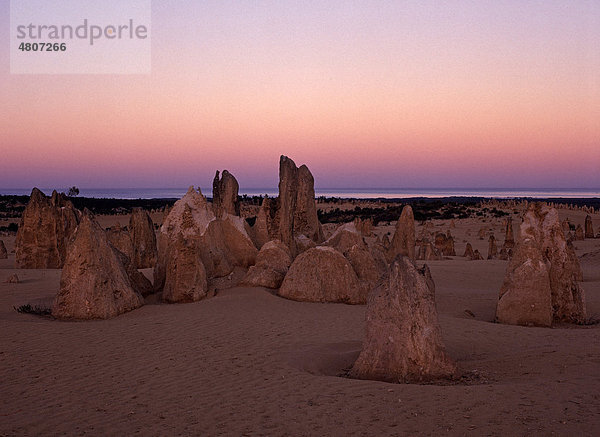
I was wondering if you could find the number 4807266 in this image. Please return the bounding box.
[18,42,66,51]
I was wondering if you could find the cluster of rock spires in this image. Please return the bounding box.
[11,159,593,383]
[495,203,585,327]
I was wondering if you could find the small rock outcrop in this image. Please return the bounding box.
[496,203,585,326]
[350,257,456,383]
[15,188,80,268]
[276,156,324,250]
[574,224,585,241]
[242,240,292,289]
[434,232,456,256]
[129,208,157,269]
[52,215,144,320]
[417,240,442,261]
[487,235,498,259]
[278,246,364,304]
[584,215,594,239]
[5,273,19,283]
[503,217,515,249]
[162,235,208,303]
[463,243,475,259]
[155,187,257,290]
[212,170,240,218]
[387,205,416,262]
[0,240,7,259]
[106,224,134,261]
[496,241,553,326]
[323,223,366,254]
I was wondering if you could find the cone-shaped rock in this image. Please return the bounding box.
[496,203,585,326]
[434,232,456,256]
[212,170,240,218]
[386,205,416,262]
[129,208,157,269]
[323,223,366,254]
[584,215,594,239]
[52,214,144,319]
[487,235,498,259]
[417,240,442,261]
[106,224,134,261]
[242,240,292,289]
[503,217,515,249]
[574,224,584,241]
[463,242,475,259]
[276,156,324,251]
[155,186,257,288]
[350,257,456,383]
[279,246,364,304]
[15,188,80,268]
[0,240,7,259]
[162,234,208,303]
[496,241,553,326]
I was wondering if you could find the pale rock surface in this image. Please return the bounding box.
[162,235,208,303]
[496,203,585,326]
[350,257,456,383]
[129,208,157,269]
[584,215,594,239]
[212,170,240,218]
[242,240,292,289]
[15,188,80,268]
[386,205,416,262]
[487,235,498,259]
[52,215,144,320]
[279,246,364,304]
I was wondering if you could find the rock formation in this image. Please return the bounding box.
[278,246,364,304]
[250,197,277,249]
[0,240,7,259]
[162,234,208,303]
[387,205,416,262]
[574,224,585,241]
[344,244,386,294]
[417,240,442,261]
[434,232,456,256]
[52,214,144,320]
[496,241,553,326]
[584,215,594,239]
[15,188,80,268]
[487,235,498,259]
[106,224,134,261]
[323,223,366,254]
[472,249,483,260]
[155,187,257,291]
[496,203,585,326]
[242,240,293,289]
[463,242,475,259]
[350,257,456,383]
[5,273,19,283]
[212,170,240,218]
[503,217,515,249]
[275,156,324,250]
[129,208,158,269]
[353,218,373,236]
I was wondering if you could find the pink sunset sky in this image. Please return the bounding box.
[1,0,599,189]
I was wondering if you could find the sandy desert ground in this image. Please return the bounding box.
[1,208,599,436]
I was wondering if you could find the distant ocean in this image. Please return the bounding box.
[1,187,599,199]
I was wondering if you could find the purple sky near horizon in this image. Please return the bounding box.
[1,0,599,190]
